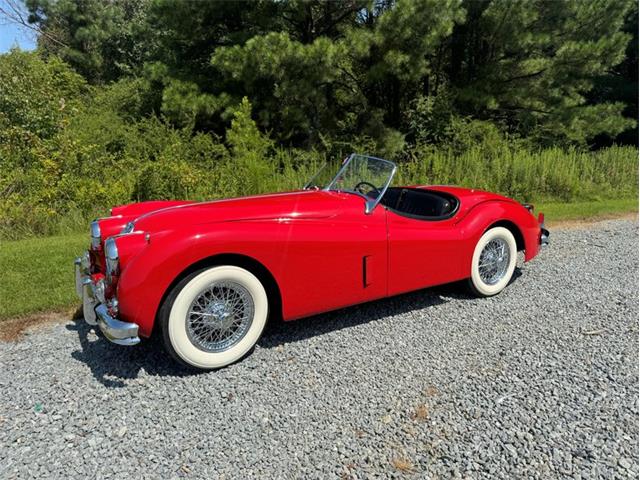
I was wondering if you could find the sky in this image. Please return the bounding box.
[0,0,37,53]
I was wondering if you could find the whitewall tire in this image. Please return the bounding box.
[160,265,269,370]
[468,227,517,297]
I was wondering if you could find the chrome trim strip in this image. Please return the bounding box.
[74,257,83,299]
[75,251,91,300]
[131,191,299,225]
[121,221,135,234]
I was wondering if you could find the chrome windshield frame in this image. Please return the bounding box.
[324,153,397,214]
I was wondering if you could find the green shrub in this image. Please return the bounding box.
[397,144,638,202]
[133,159,201,200]
[0,50,87,139]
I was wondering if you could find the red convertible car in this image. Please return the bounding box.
[75,154,548,370]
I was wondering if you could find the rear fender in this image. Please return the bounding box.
[456,200,541,266]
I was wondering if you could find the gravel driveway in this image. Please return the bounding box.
[1,219,638,479]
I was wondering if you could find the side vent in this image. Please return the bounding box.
[363,255,373,287]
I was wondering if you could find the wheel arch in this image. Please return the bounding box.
[486,220,525,252]
[152,253,283,338]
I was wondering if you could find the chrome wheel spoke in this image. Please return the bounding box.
[478,238,510,285]
[185,281,254,353]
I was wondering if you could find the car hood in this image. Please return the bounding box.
[129,190,343,233]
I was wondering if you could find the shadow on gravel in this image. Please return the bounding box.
[259,283,455,348]
[68,268,522,387]
[260,267,522,348]
[67,321,195,388]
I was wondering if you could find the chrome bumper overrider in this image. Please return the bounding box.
[541,226,550,246]
[74,255,140,346]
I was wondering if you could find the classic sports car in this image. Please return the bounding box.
[75,154,549,370]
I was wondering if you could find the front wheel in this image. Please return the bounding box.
[159,265,269,370]
[468,226,517,297]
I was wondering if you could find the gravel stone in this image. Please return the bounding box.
[0,219,638,479]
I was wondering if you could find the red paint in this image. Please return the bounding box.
[91,187,544,338]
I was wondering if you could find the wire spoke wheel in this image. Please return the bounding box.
[186,281,254,353]
[478,238,510,285]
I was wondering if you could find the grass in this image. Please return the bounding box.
[537,197,638,224]
[0,197,636,321]
[0,233,86,319]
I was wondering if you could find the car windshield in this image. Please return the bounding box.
[304,154,396,213]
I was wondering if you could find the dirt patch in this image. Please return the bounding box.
[549,212,638,230]
[0,307,81,342]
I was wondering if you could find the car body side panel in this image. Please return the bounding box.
[386,211,466,296]
[386,188,540,295]
[273,202,388,320]
[116,195,388,337]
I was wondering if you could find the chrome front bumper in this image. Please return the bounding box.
[74,255,140,346]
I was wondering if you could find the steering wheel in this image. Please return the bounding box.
[353,181,380,198]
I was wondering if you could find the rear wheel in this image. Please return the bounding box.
[468,227,517,297]
[159,265,268,370]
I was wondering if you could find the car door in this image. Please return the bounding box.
[386,209,465,296]
[276,194,389,320]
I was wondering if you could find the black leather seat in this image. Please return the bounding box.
[380,188,457,220]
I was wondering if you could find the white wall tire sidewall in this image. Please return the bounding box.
[470,227,517,296]
[168,266,268,369]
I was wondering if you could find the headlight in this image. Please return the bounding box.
[90,220,101,249]
[105,237,119,282]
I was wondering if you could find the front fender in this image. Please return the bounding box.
[116,221,285,337]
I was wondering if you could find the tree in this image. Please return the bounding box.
[211,32,360,145]
[588,2,638,146]
[25,0,153,83]
[15,0,637,147]
[349,0,465,128]
[442,0,636,144]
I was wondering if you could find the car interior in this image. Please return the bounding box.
[378,187,459,220]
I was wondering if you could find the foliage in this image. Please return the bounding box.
[0,1,638,239]
[446,0,635,145]
[25,0,153,83]
[0,53,636,239]
[0,49,87,138]
[21,0,637,146]
[397,144,638,202]
[588,1,638,145]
